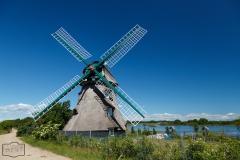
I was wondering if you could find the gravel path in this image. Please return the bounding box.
[0,129,71,160]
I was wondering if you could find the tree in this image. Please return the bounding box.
[0,120,12,131]
[137,128,142,135]
[174,119,181,125]
[235,117,240,133]
[131,126,135,134]
[37,100,72,130]
[142,126,148,135]
[193,124,199,133]
[19,117,34,125]
[199,118,208,125]
[153,128,157,135]
[149,120,156,123]
[165,126,170,134]
[16,121,36,137]
[147,128,151,135]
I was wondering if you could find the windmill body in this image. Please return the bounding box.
[28,25,147,134]
[64,64,126,131]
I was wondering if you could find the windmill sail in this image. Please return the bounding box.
[29,24,147,131]
[95,75,146,126]
[52,27,92,62]
[100,25,147,68]
[28,74,89,121]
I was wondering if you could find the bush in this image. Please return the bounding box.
[88,137,102,151]
[218,137,240,160]
[69,134,88,148]
[186,138,226,160]
[101,136,137,159]
[56,133,68,144]
[32,121,60,140]
[0,120,12,133]
[135,136,155,160]
[151,142,182,160]
[101,136,121,159]
[16,122,36,137]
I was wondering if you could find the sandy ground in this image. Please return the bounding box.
[0,129,71,160]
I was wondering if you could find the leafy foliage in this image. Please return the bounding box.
[0,120,12,133]
[235,117,240,133]
[56,133,68,144]
[165,126,170,134]
[153,128,157,134]
[131,126,135,134]
[174,119,181,125]
[17,117,34,127]
[19,125,240,160]
[101,136,138,159]
[142,126,152,135]
[194,123,199,133]
[36,100,72,130]
[137,128,142,135]
[136,136,155,160]
[69,134,88,148]
[186,138,240,160]
[16,121,36,137]
[199,118,208,125]
[32,121,61,140]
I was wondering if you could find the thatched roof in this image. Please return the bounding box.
[63,85,126,131]
[103,67,118,86]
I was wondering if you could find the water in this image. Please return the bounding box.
[128,124,240,136]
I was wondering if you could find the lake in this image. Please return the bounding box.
[128,124,240,137]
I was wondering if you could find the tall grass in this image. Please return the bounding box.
[0,129,11,135]
[20,136,102,160]
[20,132,240,160]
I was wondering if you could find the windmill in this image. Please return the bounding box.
[28,25,147,133]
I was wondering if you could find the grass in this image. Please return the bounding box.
[19,130,229,160]
[20,136,102,160]
[0,129,10,135]
[20,136,135,160]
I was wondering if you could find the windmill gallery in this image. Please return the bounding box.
[28,25,147,137]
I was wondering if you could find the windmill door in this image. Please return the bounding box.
[109,128,114,136]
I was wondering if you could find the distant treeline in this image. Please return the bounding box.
[127,118,240,126]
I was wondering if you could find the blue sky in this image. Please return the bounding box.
[0,0,240,121]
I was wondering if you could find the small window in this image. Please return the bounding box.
[109,128,114,136]
[107,107,114,116]
[73,109,78,115]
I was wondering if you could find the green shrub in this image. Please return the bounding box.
[135,136,155,160]
[16,122,36,137]
[0,120,12,133]
[131,126,135,134]
[218,137,240,160]
[101,136,121,159]
[0,129,10,135]
[150,141,182,160]
[87,137,102,152]
[101,136,137,159]
[69,134,88,148]
[32,121,60,140]
[56,133,68,144]
[185,138,227,160]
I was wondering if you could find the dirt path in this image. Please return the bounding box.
[0,129,71,160]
